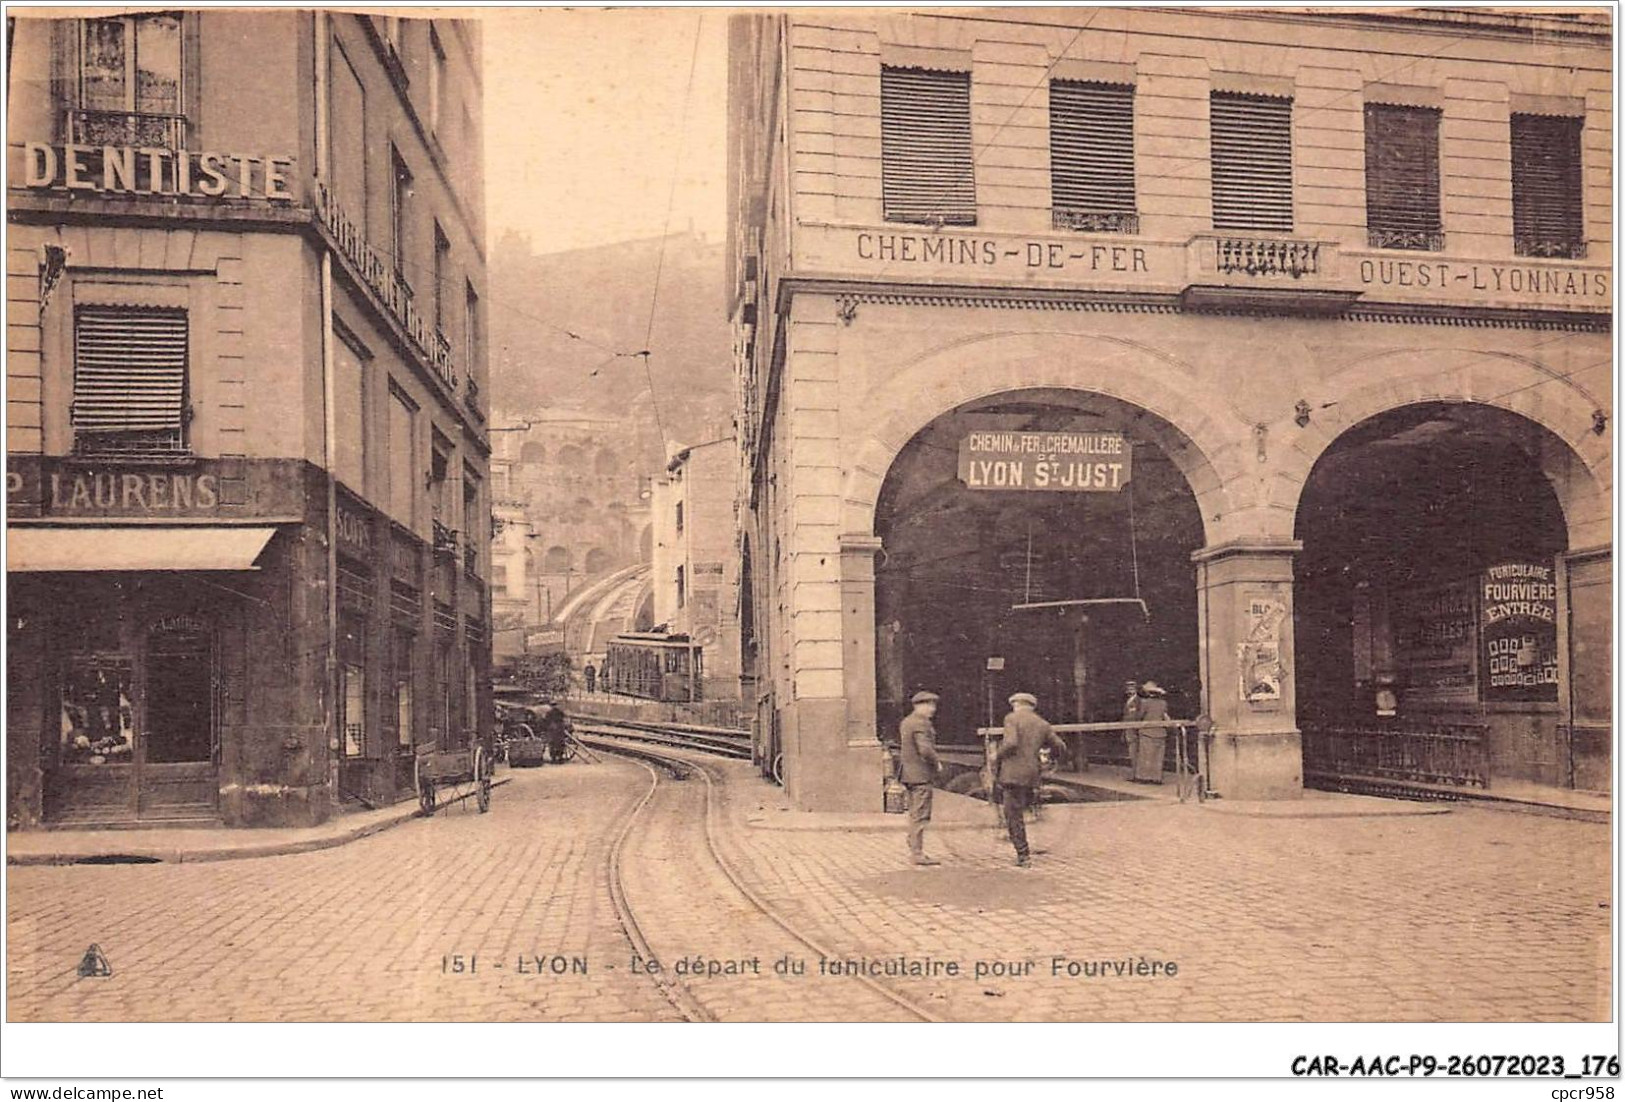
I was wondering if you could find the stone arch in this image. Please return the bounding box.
[838,330,1247,546]
[584,547,611,575]
[519,441,546,465]
[639,523,653,562]
[543,545,570,573]
[1281,347,1611,551]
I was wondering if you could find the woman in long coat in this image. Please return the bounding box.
[1131,680,1172,783]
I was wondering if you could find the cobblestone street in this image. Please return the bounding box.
[6,754,1612,1023]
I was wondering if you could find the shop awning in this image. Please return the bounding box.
[6,526,279,572]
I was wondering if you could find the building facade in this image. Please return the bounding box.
[488,407,658,634]
[727,8,1612,811]
[6,12,492,828]
[650,433,745,699]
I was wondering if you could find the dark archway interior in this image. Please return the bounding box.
[874,395,1205,745]
[1294,402,1568,724]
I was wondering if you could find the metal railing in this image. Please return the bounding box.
[1367,227,1446,252]
[68,109,187,149]
[1301,722,1489,789]
[1053,209,1139,234]
[1515,235,1587,260]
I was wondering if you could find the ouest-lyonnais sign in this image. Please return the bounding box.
[21,141,297,202]
[958,430,1131,491]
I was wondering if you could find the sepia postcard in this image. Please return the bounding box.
[2,2,1616,1086]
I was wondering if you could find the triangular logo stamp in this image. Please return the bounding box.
[77,943,112,978]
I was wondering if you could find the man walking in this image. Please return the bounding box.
[995,692,1068,867]
[898,690,943,866]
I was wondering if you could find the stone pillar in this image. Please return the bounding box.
[840,534,883,747]
[1559,544,1611,791]
[1193,539,1304,800]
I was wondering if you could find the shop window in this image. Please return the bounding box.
[145,619,213,764]
[1364,102,1443,251]
[76,13,185,147]
[393,627,415,750]
[59,657,135,766]
[1210,92,1294,233]
[1511,113,1585,258]
[436,640,453,749]
[339,614,366,758]
[880,66,976,226]
[72,307,189,457]
[1049,80,1137,233]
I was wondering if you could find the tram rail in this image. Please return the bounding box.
[587,730,939,1023]
[575,716,752,760]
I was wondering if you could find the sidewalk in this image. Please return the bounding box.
[6,776,510,866]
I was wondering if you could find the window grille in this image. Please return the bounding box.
[1511,113,1585,259]
[1049,80,1138,233]
[880,67,976,226]
[1210,93,1294,233]
[72,307,188,455]
[1364,103,1443,251]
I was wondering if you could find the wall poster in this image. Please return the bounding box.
[1480,561,1559,702]
[1239,593,1287,704]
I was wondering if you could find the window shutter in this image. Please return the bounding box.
[1209,93,1294,233]
[1364,103,1443,250]
[72,307,188,449]
[1049,80,1137,232]
[880,66,976,226]
[1511,113,1584,258]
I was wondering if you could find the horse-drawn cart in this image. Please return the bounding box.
[413,743,493,815]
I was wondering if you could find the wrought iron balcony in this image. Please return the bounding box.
[1216,236,1321,279]
[463,543,479,579]
[1366,228,1446,252]
[432,520,459,556]
[1052,209,1139,234]
[68,109,188,150]
[1515,235,1587,260]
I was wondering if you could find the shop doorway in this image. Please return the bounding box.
[47,588,220,824]
[139,616,219,818]
[1294,402,1571,788]
[874,391,1204,752]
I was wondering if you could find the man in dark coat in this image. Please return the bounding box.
[538,701,570,763]
[898,690,943,866]
[995,693,1069,867]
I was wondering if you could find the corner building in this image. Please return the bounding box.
[6,12,491,827]
[727,9,1612,811]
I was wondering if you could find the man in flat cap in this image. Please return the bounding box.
[898,690,943,866]
[995,692,1068,867]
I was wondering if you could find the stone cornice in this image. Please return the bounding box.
[779,277,1611,332]
[1191,539,1304,564]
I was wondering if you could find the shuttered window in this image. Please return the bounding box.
[1511,113,1585,258]
[1210,93,1294,233]
[1049,80,1137,232]
[72,307,188,454]
[1364,103,1443,250]
[880,66,976,226]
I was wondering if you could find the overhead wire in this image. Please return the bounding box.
[637,8,707,457]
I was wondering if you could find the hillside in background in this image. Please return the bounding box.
[487,229,734,448]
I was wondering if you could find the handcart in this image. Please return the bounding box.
[414,743,493,815]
